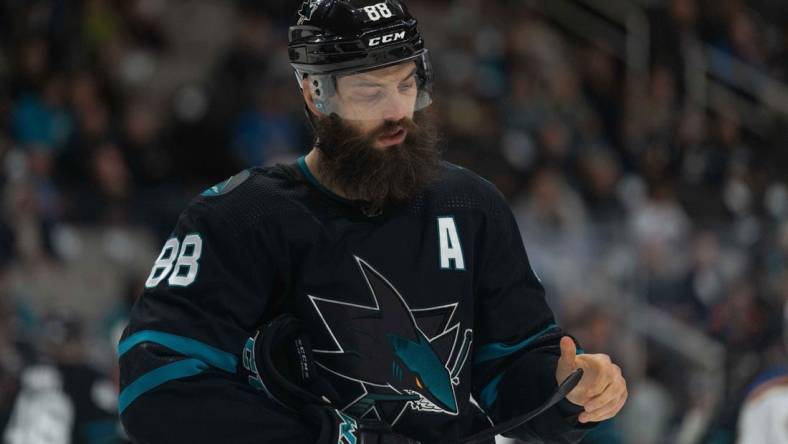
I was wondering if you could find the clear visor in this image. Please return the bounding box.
[304,52,433,121]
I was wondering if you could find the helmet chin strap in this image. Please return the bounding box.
[304,104,318,131]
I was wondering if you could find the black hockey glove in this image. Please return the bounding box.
[240,314,420,444]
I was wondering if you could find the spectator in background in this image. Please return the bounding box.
[82,0,124,61]
[3,311,126,444]
[209,10,273,133]
[11,74,73,153]
[88,142,132,225]
[56,71,114,189]
[0,274,25,436]
[631,181,693,311]
[580,43,623,150]
[648,0,698,97]
[8,35,50,97]
[576,147,625,225]
[720,5,766,68]
[118,102,170,189]
[117,0,167,54]
[513,167,590,305]
[4,175,58,264]
[625,64,681,181]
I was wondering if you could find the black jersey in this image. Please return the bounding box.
[118,158,592,443]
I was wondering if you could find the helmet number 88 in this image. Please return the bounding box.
[364,3,393,21]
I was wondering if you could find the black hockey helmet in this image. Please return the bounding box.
[289,0,433,120]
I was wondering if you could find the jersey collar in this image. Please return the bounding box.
[296,156,355,205]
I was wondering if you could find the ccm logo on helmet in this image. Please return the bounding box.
[368,31,406,47]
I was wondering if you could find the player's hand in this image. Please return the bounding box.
[555,336,627,423]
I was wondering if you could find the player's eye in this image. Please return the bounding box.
[415,376,423,389]
[350,86,383,101]
[353,92,382,104]
[399,80,416,93]
[363,92,383,101]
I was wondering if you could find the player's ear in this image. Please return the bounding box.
[302,77,324,117]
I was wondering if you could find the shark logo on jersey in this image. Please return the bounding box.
[308,256,473,425]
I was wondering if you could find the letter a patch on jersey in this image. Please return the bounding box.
[437,217,465,270]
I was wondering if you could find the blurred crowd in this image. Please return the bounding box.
[0,0,786,443]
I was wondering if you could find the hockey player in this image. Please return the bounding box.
[735,303,788,443]
[118,1,627,443]
[737,367,788,443]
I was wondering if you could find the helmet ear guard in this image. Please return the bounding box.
[309,76,335,115]
[295,69,335,117]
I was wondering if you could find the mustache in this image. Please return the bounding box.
[372,118,418,137]
[336,117,420,148]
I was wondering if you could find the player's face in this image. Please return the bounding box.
[334,62,419,149]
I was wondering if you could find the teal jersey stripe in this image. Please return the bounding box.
[118,358,206,414]
[118,330,238,373]
[201,177,232,196]
[479,373,505,409]
[473,323,560,365]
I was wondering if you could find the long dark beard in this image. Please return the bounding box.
[313,110,441,213]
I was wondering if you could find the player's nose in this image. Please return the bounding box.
[381,94,412,122]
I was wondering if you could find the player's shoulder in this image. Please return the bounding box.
[421,161,508,214]
[429,161,501,197]
[181,164,303,230]
[743,365,788,404]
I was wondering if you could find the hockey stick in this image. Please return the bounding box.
[456,368,584,444]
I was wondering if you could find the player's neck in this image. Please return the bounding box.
[304,149,353,200]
